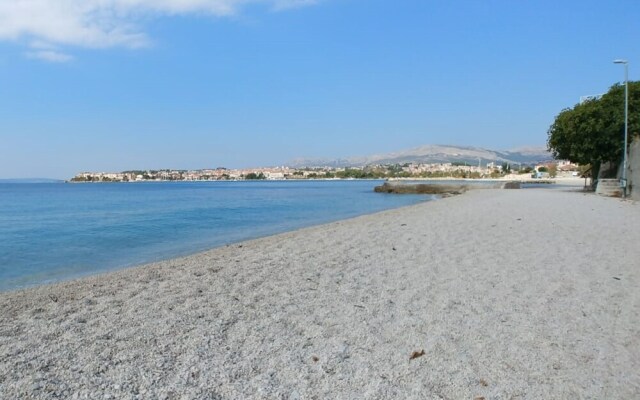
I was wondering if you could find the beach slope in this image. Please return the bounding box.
[1,189,639,399]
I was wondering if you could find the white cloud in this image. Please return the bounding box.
[26,49,74,63]
[0,0,318,60]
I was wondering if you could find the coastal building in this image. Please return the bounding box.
[557,160,578,171]
[266,172,285,180]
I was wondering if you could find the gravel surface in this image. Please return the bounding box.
[1,188,639,399]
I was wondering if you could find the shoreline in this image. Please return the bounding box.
[0,180,432,293]
[2,188,639,398]
[0,194,435,295]
[61,176,586,184]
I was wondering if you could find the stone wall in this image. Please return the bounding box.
[629,137,640,200]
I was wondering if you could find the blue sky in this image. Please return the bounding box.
[0,0,638,179]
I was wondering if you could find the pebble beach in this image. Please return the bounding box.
[1,187,639,399]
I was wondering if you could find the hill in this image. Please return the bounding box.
[288,144,552,168]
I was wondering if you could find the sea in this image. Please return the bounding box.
[0,180,430,291]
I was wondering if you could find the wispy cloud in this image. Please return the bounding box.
[26,50,74,63]
[24,41,74,63]
[0,0,319,61]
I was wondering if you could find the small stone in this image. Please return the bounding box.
[409,349,425,360]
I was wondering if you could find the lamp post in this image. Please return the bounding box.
[613,59,629,198]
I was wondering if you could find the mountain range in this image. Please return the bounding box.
[288,144,553,168]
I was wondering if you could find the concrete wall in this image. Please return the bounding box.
[629,137,640,200]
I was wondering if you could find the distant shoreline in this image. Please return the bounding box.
[63,176,583,184]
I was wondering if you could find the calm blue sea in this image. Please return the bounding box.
[0,180,429,291]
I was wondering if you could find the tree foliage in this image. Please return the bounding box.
[547,81,640,176]
[244,172,266,180]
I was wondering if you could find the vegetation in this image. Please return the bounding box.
[518,166,533,174]
[547,81,640,179]
[578,164,592,177]
[334,168,378,179]
[244,172,266,180]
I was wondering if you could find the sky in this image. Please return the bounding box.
[0,0,639,179]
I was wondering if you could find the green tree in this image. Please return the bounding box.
[547,81,640,180]
[245,172,265,180]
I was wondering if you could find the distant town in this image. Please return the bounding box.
[70,160,579,182]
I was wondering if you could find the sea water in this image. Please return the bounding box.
[0,180,429,291]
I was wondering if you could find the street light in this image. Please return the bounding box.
[613,59,629,198]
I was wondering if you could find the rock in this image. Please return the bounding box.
[375,181,522,194]
[502,181,521,189]
[374,182,468,195]
[409,349,425,360]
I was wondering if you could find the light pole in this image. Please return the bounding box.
[613,59,629,198]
